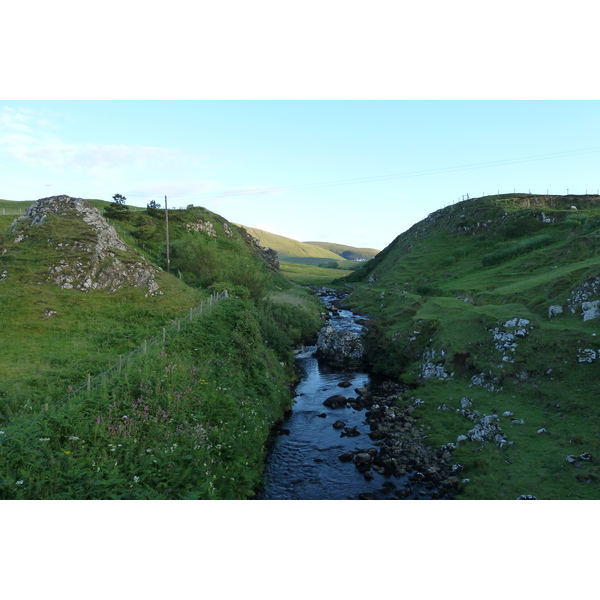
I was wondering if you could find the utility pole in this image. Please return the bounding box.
[165,195,170,274]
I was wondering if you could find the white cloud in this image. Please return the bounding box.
[0,106,206,175]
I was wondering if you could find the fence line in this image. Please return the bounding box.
[51,290,229,411]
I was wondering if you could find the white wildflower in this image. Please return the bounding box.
[16,480,24,485]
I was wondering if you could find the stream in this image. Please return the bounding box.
[256,290,434,500]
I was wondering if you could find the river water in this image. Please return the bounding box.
[256,293,406,500]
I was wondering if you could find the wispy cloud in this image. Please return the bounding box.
[0,106,206,174]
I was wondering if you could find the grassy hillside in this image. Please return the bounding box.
[238,225,341,259]
[340,193,600,499]
[0,196,323,499]
[304,240,379,261]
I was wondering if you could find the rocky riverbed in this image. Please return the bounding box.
[257,288,459,500]
[332,380,459,499]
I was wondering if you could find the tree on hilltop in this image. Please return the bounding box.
[105,193,130,219]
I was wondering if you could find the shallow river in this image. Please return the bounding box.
[256,294,406,500]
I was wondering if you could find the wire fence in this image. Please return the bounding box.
[45,290,229,413]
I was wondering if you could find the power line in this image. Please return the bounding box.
[154,145,600,200]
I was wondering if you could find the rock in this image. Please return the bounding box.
[341,426,360,438]
[332,420,346,429]
[10,195,162,295]
[566,455,578,463]
[537,428,548,434]
[338,381,352,388]
[516,495,537,500]
[354,452,373,465]
[460,397,473,408]
[456,435,469,442]
[323,394,348,409]
[502,411,514,417]
[316,413,327,418]
[338,451,355,462]
[316,325,364,368]
[548,305,563,318]
[579,452,592,461]
[363,470,374,481]
[582,300,600,322]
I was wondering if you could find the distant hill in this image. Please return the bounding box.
[239,225,379,266]
[303,241,380,261]
[238,226,341,260]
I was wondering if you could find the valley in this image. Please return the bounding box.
[1,192,599,499]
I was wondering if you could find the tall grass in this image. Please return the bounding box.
[482,234,553,266]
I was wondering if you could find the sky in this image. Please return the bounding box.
[1,100,599,250]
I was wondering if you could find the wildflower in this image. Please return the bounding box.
[0,431,4,435]
[96,417,101,424]
[68,386,73,392]
[69,435,80,441]
[64,451,71,455]
[16,480,24,485]
[133,475,140,483]
[39,437,51,442]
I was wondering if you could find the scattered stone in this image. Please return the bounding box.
[511,419,525,425]
[338,451,355,462]
[332,420,346,430]
[537,428,548,434]
[566,455,578,463]
[502,411,514,417]
[577,348,597,363]
[516,494,537,500]
[338,381,352,388]
[363,470,374,481]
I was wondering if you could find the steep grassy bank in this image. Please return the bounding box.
[0,196,322,499]
[340,194,600,499]
[0,298,322,499]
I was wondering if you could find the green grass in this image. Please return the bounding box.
[340,193,600,499]
[279,261,353,285]
[0,197,324,498]
[0,298,320,499]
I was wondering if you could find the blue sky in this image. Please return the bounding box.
[1,100,598,249]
